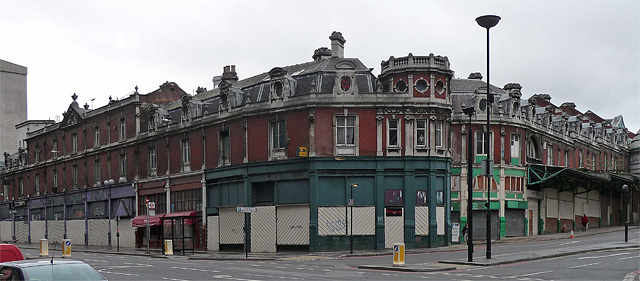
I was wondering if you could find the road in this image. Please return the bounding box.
[16,229,639,281]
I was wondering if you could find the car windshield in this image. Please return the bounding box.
[22,263,105,281]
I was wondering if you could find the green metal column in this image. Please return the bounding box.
[308,163,319,252]
[428,170,438,247]
[445,164,452,246]
[375,166,385,250]
[404,160,416,248]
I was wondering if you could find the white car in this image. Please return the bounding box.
[0,259,106,281]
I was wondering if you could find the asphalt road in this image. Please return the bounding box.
[15,228,639,281]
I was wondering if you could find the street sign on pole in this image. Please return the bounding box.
[236,207,257,213]
[148,202,156,209]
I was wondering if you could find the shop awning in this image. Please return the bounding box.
[132,214,166,227]
[162,211,200,225]
[163,211,199,218]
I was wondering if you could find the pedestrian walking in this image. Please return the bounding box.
[462,224,469,244]
[581,214,589,232]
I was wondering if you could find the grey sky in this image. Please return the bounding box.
[1,0,638,132]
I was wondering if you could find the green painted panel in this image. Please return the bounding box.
[500,217,506,239]
[384,176,404,190]
[511,158,519,165]
[516,193,524,199]
[472,192,484,198]
[451,168,462,175]
[276,180,309,204]
[506,200,528,209]
[318,177,346,206]
[490,192,497,199]
[451,192,459,199]
[451,202,460,211]
[349,176,375,205]
[504,169,526,177]
[505,193,516,199]
[475,155,487,164]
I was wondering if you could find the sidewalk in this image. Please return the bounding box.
[11,225,639,266]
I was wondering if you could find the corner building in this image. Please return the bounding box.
[205,33,454,252]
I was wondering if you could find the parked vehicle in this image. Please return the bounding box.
[0,244,25,263]
[0,259,106,280]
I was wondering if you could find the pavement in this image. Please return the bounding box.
[8,225,640,276]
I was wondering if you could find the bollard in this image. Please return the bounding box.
[39,239,49,257]
[62,239,71,258]
[164,240,174,255]
[392,243,405,266]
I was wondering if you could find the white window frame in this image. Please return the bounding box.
[119,118,126,141]
[219,130,231,166]
[564,151,569,167]
[435,120,443,148]
[94,159,101,185]
[335,115,358,156]
[181,138,191,172]
[52,139,58,158]
[149,146,157,174]
[269,119,287,160]
[476,131,493,156]
[510,134,520,159]
[547,145,553,165]
[53,169,58,188]
[19,178,24,198]
[71,133,78,153]
[35,174,40,195]
[72,165,78,189]
[415,119,427,147]
[94,126,100,148]
[387,119,400,147]
[120,153,127,177]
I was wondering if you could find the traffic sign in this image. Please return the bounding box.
[148,202,156,210]
[236,207,257,213]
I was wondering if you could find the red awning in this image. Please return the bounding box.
[132,214,166,227]
[163,211,199,218]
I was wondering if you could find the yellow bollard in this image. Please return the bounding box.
[62,239,71,258]
[164,240,174,255]
[392,243,405,266]
[39,239,49,257]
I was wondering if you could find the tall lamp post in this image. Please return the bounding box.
[622,184,629,242]
[349,184,358,254]
[463,105,476,262]
[476,14,500,260]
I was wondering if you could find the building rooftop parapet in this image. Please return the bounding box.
[380,53,452,75]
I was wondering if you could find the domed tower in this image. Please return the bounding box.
[377,53,455,157]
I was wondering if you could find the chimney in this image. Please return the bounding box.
[561,102,576,109]
[329,31,346,58]
[538,93,552,102]
[312,47,332,61]
[468,72,483,80]
[222,65,238,83]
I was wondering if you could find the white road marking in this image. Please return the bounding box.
[519,270,553,277]
[578,253,629,259]
[99,270,139,276]
[619,255,640,260]
[560,241,580,245]
[161,278,189,281]
[568,262,601,268]
[172,266,220,273]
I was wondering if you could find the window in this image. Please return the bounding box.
[270,120,286,160]
[35,146,40,163]
[120,153,127,177]
[395,80,407,92]
[476,131,492,155]
[53,169,58,189]
[19,178,23,198]
[579,150,584,168]
[435,120,443,148]
[170,189,202,212]
[547,145,553,165]
[473,175,498,190]
[274,81,283,98]
[94,126,100,147]
[591,154,596,170]
[71,133,78,153]
[52,139,58,158]
[511,134,520,158]
[35,174,40,195]
[119,118,126,140]
[387,119,400,147]
[139,194,167,215]
[564,151,569,167]
[219,130,230,166]
[435,80,445,94]
[336,116,357,155]
[415,79,429,93]
[181,139,191,171]
[505,176,524,192]
[415,120,427,147]
[72,165,78,189]
[149,146,157,173]
[94,159,101,185]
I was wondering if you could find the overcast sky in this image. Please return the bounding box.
[1,0,639,132]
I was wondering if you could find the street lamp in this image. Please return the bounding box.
[622,184,629,242]
[462,104,475,262]
[350,183,358,254]
[476,14,500,260]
